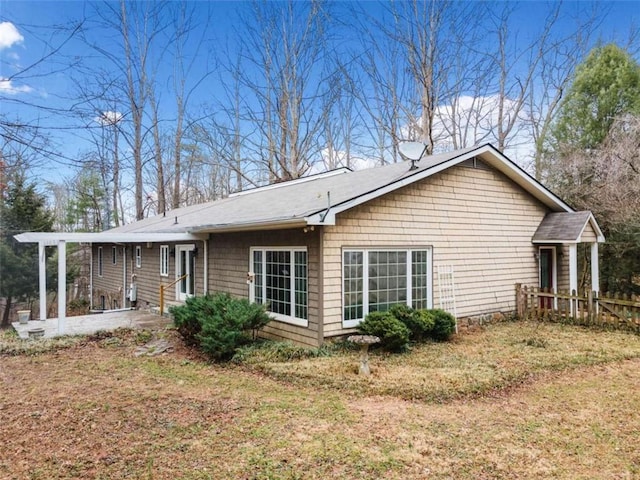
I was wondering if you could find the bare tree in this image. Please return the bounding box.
[224,0,334,182]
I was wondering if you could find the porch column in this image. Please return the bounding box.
[591,242,599,294]
[569,244,578,315]
[39,242,47,320]
[58,240,66,334]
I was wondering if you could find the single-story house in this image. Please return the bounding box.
[16,144,604,346]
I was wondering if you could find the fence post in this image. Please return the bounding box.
[587,290,593,325]
[516,283,523,318]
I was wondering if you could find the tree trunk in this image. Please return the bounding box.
[1,295,12,328]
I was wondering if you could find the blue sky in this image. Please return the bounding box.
[2,0,639,186]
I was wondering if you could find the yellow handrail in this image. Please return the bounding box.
[159,274,188,316]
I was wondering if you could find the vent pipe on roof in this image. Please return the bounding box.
[320,191,331,223]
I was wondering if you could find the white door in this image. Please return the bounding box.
[176,244,196,301]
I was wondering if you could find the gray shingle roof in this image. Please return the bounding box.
[105,143,578,236]
[532,211,597,243]
[109,146,479,234]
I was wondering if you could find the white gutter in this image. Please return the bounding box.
[14,232,206,245]
[190,217,307,234]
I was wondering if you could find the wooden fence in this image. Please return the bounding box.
[516,283,640,332]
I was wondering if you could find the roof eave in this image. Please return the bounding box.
[189,217,309,234]
[309,144,575,224]
[14,232,207,245]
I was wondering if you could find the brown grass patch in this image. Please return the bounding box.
[1,322,639,479]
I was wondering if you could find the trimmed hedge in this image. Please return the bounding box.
[357,311,411,352]
[357,304,457,351]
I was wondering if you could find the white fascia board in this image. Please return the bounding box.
[306,144,574,225]
[477,145,574,212]
[306,148,485,225]
[532,239,579,244]
[190,217,308,233]
[576,213,606,243]
[14,232,206,245]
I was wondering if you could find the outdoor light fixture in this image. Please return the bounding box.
[398,141,428,170]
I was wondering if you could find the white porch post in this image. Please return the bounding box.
[58,240,66,334]
[38,242,47,320]
[591,242,599,294]
[569,243,578,315]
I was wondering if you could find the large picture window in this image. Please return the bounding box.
[250,247,308,327]
[343,248,432,328]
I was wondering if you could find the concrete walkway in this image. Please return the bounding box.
[12,310,172,339]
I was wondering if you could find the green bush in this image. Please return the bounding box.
[429,309,457,341]
[170,293,272,360]
[389,304,435,341]
[357,311,410,352]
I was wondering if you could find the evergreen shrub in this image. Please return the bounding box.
[429,309,457,341]
[357,311,410,352]
[170,293,272,360]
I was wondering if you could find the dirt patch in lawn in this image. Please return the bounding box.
[1,324,639,479]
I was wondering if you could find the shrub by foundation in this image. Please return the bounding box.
[357,311,410,352]
[170,293,272,360]
[429,309,457,341]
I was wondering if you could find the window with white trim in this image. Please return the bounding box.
[97,247,103,277]
[343,248,432,327]
[250,247,308,327]
[160,245,169,277]
[135,246,142,268]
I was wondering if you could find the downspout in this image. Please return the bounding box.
[203,238,208,294]
[122,246,127,308]
[89,245,93,309]
[319,191,331,223]
[317,226,325,347]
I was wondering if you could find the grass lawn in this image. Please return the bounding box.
[1,321,639,479]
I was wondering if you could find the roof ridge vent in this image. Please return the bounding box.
[229,167,352,198]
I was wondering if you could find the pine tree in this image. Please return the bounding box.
[0,174,54,327]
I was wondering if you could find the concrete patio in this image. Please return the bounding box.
[12,309,172,339]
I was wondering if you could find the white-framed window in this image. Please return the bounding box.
[249,247,308,327]
[112,246,117,265]
[135,245,142,268]
[160,245,169,277]
[97,247,103,277]
[342,247,432,328]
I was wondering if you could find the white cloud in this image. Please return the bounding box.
[0,78,32,94]
[0,22,24,50]
[95,110,124,125]
[310,147,379,175]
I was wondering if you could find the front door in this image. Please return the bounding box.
[539,247,555,308]
[176,244,196,301]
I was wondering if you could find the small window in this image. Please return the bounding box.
[100,295,106,310]
[160,245,169,277]
[135,246,142,268]
[112,246,117,265]
[97,247,103,277]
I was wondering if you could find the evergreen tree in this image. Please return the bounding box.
[549,44,640,294]
[0,174,54,327]
[551,43,640,153]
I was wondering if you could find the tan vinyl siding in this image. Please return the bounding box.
[92,242,205,309]
[579,223,598,242]
[92,244,126,309]
[208,229,321,347]
[322,162,548,337]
